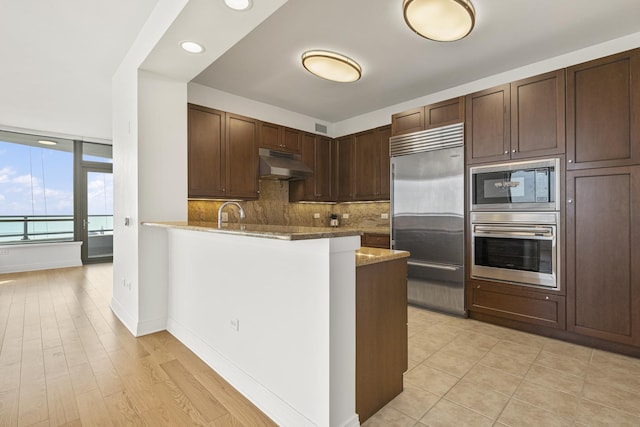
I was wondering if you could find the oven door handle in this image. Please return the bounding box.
[473,226,554,238]
[407,260,460,271]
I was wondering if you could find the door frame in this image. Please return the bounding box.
[77,163,113,264]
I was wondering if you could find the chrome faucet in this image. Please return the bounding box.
[217,201,246,228]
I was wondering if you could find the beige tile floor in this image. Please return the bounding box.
[363,306,640,427]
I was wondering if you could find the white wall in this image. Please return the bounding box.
[112,0,290,335]
[111,0,191,334]
[188,83,330,135]
[136,70,188,334]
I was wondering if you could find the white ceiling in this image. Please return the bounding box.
[193,0,640,123]
[0,0,159,139]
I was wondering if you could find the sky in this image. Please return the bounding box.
[0,140,112,216]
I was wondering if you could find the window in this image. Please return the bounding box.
[0,130,74,242]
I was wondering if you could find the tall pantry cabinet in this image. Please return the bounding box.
[565,48,640,346]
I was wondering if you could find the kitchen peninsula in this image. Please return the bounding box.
[142,221,408,427]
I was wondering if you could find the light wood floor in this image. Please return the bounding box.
[0,264,277,427]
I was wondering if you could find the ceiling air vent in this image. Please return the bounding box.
[315,123,328,134]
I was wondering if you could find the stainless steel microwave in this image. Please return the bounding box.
[470,158,560,211]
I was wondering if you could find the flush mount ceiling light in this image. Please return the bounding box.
[301,50,362,83]
[180,41,205,54]
[37,140,57,146]
[403,0,475,42]
[224,0,253,11]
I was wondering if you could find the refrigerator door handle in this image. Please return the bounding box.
[407,260,460,271]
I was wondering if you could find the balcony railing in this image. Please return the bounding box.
[0,215,113,243]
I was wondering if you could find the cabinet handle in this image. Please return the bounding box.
[568,159,573,163]
[476,285,481,289]
[512,149,516,153]
[545,296,549,300]
[568,199,573,204]
[504,151,508,154]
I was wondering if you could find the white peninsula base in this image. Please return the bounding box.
[148,225,361,427]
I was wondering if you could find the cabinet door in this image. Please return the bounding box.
[333,136,354,201]
[225,113,258,199]
[566,49,640,170]
[187,104,225,198]
[465,84,511,164]
[391,107,424,136]
[511,70,566,159]
[315,136,332,200]
[468,281,566,329]
[378,126,391,199]
[258,121,282,151]
[425,97,464,129]
[282,127,301,153]
[289,133,315,202]
[566,166,640,345]
[353,130,379,200]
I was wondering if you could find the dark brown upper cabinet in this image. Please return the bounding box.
[289,134,332,202]
[188,104,225,198]
[225,113,259,199]
[466,84,511,164]
[391,97,464,137]
[391,107,424,137]
[334,125,391,202]
[258,121,301,153]
[332,135,354,201]
[511,70,566,159]
[187,104,258,199]
[467,72,566,165]
[566,48,640,170]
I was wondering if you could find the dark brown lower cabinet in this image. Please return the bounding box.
[468,281,566,329]
[361,233,390,249]
[566,166,640,345]
[356,258,407,423]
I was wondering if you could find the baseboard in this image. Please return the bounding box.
[110,297,138,337]
[167,317,318,427]
[136,316,167,336]
[339,414,361,427]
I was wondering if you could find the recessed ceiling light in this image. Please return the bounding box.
[403,0,476,42]
[301,50,362,83]
[37,140,57,146]
[224,0,253,11]
[180,41,205,54]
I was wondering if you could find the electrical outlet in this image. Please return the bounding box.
[230,319,240,332]
[381,213,389,219]
[0,249,9,256]
[221,212,229,222]
[313,213,321,219]
[342,213,349,219]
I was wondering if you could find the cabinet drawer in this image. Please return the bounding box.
[361,233,390,249]
[469,282,565,329]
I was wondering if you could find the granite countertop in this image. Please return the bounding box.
[142,221,361,241]
[347,226,390,235]
[355,247,410,267]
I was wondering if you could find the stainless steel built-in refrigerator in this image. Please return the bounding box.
[390,123,465,316]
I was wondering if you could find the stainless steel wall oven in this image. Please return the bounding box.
[470,211,559,289]
[469,157,561,290]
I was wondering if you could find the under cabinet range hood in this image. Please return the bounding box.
[259,148,313,180]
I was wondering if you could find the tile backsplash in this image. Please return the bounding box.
[188,180,390,228]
